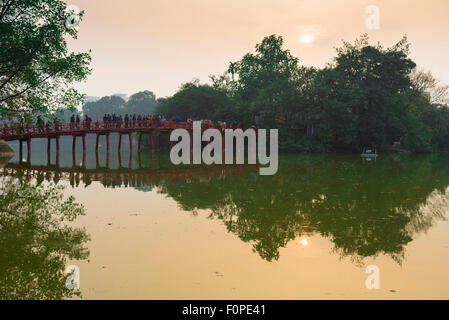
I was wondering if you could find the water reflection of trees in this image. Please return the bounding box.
[158,155,449,264]
[2,154,448,265]
[0,178,89,299]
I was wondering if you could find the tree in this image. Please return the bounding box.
[154,34,447,153]
[127,90,158,115]
[320,35,417,150]
[410,68,449,105]
[229,35,314,129]
[82,95,126,120]
[157,80,235,121]
[419,103,449,150]
[0,0,91,120]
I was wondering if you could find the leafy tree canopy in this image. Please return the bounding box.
[81,91,158,120]
[157,79,235,122]
[157,34,446,153]
[0,0,91,121]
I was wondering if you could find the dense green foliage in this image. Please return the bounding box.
[156,35,449,153]
[81,90,158,120]
[0,177,89,299]
[0,0,91,120]
[157,80,235,122]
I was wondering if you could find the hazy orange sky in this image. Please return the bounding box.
[65,0,449,99]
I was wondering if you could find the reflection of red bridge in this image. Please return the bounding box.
[1,161,257,188]
[0,121,229,162]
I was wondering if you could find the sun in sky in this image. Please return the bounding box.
[300,33,315,45]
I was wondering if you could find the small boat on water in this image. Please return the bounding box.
[361,147,378,158]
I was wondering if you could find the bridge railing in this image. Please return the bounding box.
[0,120,232,140]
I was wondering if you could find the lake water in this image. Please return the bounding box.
[1,137,449,299]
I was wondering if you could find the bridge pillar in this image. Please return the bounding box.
[106,133,110,153]
[72,148,76,167]
[118,133,122,152]
[95,134,100,151]
[157,132,161,151]
[19,140,23,162]
[128,133,133,151]
[47,138,51,165]
[222,130,225,162]
[118,148,122,168]
[137,152,142,169]
[82,134,86,153]
[138,133,142,152]
[72,135,76,153]
[96,149,100,168]
[82,134,86,167]
[150,132,154,151]
[56,136,60,166]
[222,130,225,150]
[26,138,31,163]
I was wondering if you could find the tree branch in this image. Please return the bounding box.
[0,72,56,103]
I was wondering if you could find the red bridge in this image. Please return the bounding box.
[0,120,229,161]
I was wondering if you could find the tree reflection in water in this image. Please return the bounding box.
[2,153,448,266]
[0,178,89,299]
[158,155,449,264]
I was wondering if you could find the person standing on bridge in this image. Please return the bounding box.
[84,114,91,129]
[118,114,123,128]
[36,116,44,132]
[70,114,75,129]
[137,114,142,127]
[124,114,129,128]
[76,115,81,129]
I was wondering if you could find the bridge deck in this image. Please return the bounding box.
[0,120,197,141]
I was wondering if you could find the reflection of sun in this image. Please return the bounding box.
[301,238,309,246]
[300,33,315,45]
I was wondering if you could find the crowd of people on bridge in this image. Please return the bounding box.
[1,113,239,137]
[68,114,94,129]
[64,113,235,131]
[100,113,174,128]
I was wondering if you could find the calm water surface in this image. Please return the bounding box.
[1,137,449,299]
